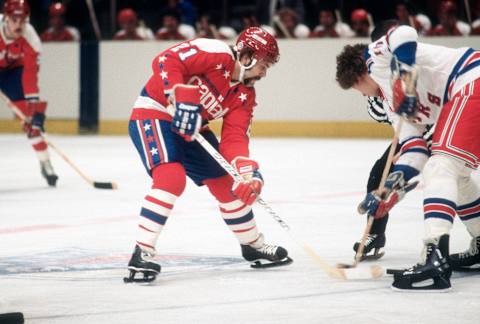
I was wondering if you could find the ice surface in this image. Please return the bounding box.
[0,134,479,324]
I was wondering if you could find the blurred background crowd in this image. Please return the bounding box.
[25,0,480,42]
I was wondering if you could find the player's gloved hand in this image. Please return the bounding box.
[170,84,202,142]
[231,157,264,205]
[357,171,418,219]
[391,58,418,119]
[23,101,47,138]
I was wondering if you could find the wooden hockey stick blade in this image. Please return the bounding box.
[302,244,383,280]
[93,181,118,190]
[336,262,359,269]
[342,265,384,280]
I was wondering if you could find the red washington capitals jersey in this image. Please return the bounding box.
[132,38,257,162]
[0,14,41,99]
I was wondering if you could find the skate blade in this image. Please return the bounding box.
[361,250,385,261]
[391,284,451,293]
[123,268,158,283]
[391,277,451,292]
[250,256,293,269]
[336,249,385,269]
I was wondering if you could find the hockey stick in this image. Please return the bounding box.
[337,118,404,269]
[0,92,118,190]
[193,132,382,280]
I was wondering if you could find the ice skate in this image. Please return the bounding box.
[40,159,58,187]
[353,233,386,261]
[450,236,480,271]
[241,234,292,269]
[124,245,161,283]
[392,234,451,292]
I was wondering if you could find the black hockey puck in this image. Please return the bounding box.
[0,312,24,324]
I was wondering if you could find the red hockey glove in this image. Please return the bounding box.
[391,58,418,119]
[23,101,47,138]
[170,84,202,142]
[231,157,264,205]
[357,171,418,219]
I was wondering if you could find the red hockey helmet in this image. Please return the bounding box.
[236,27,280,65]
[3,0,30,18]
[48,2,66,17]
[351,9,369,22]
[117,8,137,25]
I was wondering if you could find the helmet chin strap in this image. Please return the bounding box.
[238,58,257,84]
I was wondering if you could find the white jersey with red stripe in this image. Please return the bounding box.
[0,14,41,100]
[365,25,480,176]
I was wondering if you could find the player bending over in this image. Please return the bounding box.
[336,25,480,291]
[351,20,435,261]
[124,27,292,283]
[1,0,58,186]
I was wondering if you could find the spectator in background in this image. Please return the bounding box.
[395,0,431,35]
[40,2,80,42]
[113,8,154,40]
[196,12,236,40]
[162,0,197,27]
[256,0,305,26]
[428,0,470,36]
[310,8,354,38]
[240,9,275,36]
[471,0,480,35]
[273,7,310,38]
[156,10,194,40]
[350,8,373,37]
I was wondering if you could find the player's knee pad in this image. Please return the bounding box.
[423,155,466,199]
[204,175,236,203]
[151,162,186,196]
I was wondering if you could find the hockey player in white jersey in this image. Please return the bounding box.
[336,25,480,291]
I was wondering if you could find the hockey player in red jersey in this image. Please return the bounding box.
[336,25,480,291]
[124,27,292,283]
[1,0,58,186]
[40,2,80,42]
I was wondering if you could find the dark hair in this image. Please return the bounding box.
[336,44,368,89]
[370,19,399,41]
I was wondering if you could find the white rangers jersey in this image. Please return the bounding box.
[365,25,480,178]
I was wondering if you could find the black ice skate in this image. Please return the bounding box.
[392,234,451,292]
[353,233,386,261]
[40,160,58,187]
[450,236,480,272]
[123,245,161,283]
[241,234,292,269]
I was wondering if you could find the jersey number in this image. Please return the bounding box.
[179,48,197,61]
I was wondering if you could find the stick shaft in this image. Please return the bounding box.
[194,133,347,278]
[353,118,404,263]
[0,91,114,188]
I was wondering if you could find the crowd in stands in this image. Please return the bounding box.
[27,0,480,42]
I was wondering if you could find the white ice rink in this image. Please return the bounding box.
[1,134,479,324]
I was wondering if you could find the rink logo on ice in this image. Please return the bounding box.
[0,247,244,275]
